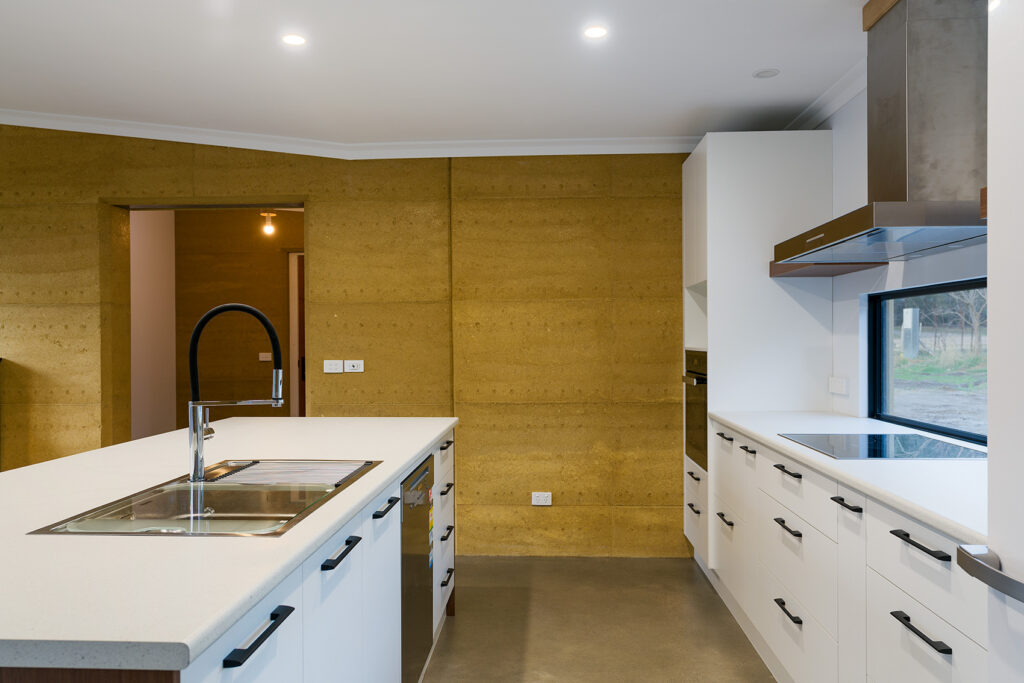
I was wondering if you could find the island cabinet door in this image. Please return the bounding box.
[302,513,366,681]
[180,567,303,683]
[362,484,403,683]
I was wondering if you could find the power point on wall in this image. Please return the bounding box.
[344,360,364,373]
[828,376,849,395]
[324,360,344,374]
[532,492,552,506]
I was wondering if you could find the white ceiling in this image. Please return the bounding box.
[0,0,866,158]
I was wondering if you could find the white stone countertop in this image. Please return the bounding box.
[0,416,458,671]
[709,411,987,545]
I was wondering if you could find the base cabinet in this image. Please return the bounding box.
[362,484,404,683]
[705,421,987,683]
[302,514,366,682]
[181,569,304,683]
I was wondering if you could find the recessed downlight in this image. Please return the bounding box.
[753,68,781,79]
[583,25,608,39]
[282,34,306,46]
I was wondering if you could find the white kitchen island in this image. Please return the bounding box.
[0,416,458,682]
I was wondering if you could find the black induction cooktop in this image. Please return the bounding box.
[779,433,986,460]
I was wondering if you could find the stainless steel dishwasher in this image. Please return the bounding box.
[402,455,434,683]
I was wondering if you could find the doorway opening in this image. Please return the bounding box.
[128,205,305,440]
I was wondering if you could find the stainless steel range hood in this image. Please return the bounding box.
[773,0,987,276]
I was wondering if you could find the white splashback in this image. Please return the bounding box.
[702,131,834,413]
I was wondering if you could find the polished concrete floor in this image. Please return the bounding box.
[422,556,773,683]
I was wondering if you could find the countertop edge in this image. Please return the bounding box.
[708,411,988,546]
[0,640,190,671]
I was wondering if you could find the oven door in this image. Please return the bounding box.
[684,372,708,471]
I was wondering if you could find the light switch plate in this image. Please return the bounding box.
[324,360,344,374]
[258,352,272,362]
[532,492,552,506]
[344,360,364,373]
[828,376,848,395]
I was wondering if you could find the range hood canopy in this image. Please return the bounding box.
[774,0,987,273]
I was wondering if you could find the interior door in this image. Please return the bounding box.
[972,5,1024,680]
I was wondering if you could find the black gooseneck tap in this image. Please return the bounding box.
[187,303,284,482]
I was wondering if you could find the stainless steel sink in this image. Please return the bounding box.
[32,460,380,537]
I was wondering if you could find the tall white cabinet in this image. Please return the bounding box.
[682,131,834,567]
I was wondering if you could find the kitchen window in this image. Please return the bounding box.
[868,278,987,444]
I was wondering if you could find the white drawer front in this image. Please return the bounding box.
[757,490,838,638]
[436,434,455,482]
[182,567,303,683]
[758,564,838,683]
[757,448,838,542]
[713,430,758,520]
[684,455,706,502]
[865,502,987,647]
[835,485,867,683]
[710,494,754,609]
[866,569,987,683]
[684,483,707,563]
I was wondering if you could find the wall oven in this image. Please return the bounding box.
[684,350,707,471]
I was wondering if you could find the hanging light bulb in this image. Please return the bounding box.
[260,211,276,235]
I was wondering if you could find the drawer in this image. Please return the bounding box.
[757,490,838,638]
[866,568,987,683]
[758,563,838,683]
[684,489,707,563]
[835,485,867,683]
[709,494,753,608]
[684,455,706,502]
[434,543,455,630]
[181,567,303,683]
[865,502,987,647]
[434,475,456,517]
[757,448,838,542]
[436,433,455,481]
[713,430,758,520]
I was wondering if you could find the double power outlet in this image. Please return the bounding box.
[531,492,552,506]
[323,360,364,374]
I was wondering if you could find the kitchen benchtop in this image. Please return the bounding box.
[0,416,458,671]
[709,411,987,545]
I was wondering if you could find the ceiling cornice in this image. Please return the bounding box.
[0,108,699,159]
[785,58,867,131]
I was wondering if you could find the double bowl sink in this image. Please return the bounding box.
[32,459,381,537]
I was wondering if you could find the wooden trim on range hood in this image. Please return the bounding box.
[863,0,901,31]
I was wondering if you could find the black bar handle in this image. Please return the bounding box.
[223,605,295,668]
[890,611,953,655]
[440,482,455,496]
[890,529,951,562]
[440,440,454,451]
[687,471,701,482]
[687,503,701,516]
[716,432,734,443]
[831,496,864,513]
[716,512,734,527]
[441,568,454,587]
[774,517,803,538]
[773,463,803,480]
[441,525,455,542]
[372,496,401,519]
[774,598,803,625]
[321,535,362,571]
[739,445,757,455]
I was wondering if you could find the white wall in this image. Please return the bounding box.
[705,131,834,413]
[816,88,868,218]
[129,210,177,439]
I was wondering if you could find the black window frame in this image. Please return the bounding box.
[867,277,987,445]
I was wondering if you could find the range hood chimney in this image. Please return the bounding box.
[773,0,987,275]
